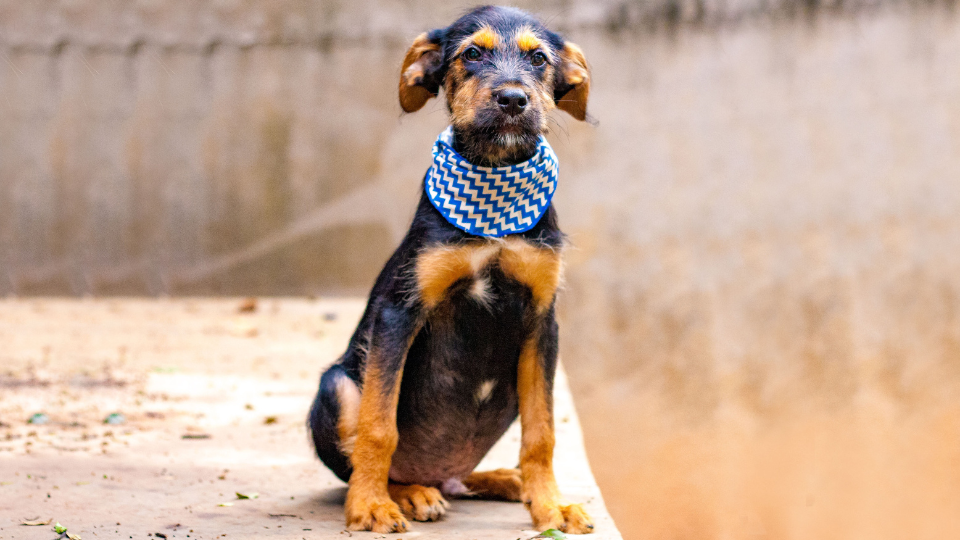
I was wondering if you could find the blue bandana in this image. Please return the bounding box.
[425,126,559,238]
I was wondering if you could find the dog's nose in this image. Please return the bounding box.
[495,88,528,116]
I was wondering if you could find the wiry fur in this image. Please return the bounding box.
[308,5,593,535]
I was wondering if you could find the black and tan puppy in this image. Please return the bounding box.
[308,5,593,534]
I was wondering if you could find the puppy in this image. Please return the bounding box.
[308,5,593,534]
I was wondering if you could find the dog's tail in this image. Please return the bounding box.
[308,364,359,483]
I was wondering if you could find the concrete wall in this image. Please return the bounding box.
[3,1,960,539]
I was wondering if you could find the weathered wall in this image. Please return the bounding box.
[555,8,960,539]
[3,1,960,539]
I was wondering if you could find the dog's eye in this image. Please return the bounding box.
[530,51,547,67]
[463,47,482,62]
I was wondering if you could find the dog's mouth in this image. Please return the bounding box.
[476,109,542,147]
[452,96,545,165]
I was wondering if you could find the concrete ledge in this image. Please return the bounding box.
[0,298,622,539]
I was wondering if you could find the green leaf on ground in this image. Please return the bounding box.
[103,413,125,425]
[217,502,234,507]
[28,413,49,425]
[531,530,568,539]
[236,491,259,500]
[151,366,179,373]
[54,522,67,534]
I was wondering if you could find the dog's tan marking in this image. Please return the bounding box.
[345,363,409,533]
[447,58,487,128]
[469,25,500,50]
[556,42,590,121]
[464,468,523,501]
[416,243,501,309]
[399,33,442,113]
[336,376,361,455]
[499,238,562,312]
[517,334,594,533]
[515,27,542,52]
[388,483,450,522]
[417,240,559,311]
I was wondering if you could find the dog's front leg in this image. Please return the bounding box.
[345,301,420,533]
[518,313,594,534]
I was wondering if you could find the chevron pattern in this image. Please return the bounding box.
[425,127,559,237]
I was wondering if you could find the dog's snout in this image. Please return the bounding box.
[495,88,528,116]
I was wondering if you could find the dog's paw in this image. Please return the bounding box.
[389,484,449,522]
[558,503,594,534]
[464,468,524,501]
[345,497,409,533]
[529,502,594,534]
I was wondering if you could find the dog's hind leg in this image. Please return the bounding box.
[462,468,523,501]
[308,364,361,483]
[388,483,449,521]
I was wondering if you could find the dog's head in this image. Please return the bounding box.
[398,6,591,165]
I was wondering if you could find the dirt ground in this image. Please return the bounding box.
[0,298,620,540]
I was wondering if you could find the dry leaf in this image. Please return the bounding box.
[20,518,51,526]
[237,298,258,313]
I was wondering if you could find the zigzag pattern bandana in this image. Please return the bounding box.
[425,126,558,238]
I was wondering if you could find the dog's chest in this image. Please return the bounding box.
[414,237,562,312]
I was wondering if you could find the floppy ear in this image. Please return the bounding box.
[399,32,444,113]
[554,42,590,121]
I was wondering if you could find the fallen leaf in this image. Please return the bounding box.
[531,530,568,539]
[217,502,233,507]
[238,297,258,313]
[181,433,211,440]
[151,367,179,374]
[54,522,67,534]
[155,533,167,539]
[263,416,277,425]
[67,533,82,540]
[20,518,51,526]
[236,492,259,500]
[28,413,49,425]
[103,413,126,425]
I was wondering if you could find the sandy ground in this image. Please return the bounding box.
[0,298,621,540]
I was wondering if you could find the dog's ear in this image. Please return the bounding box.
[399,31,445,113]
[554,41,590,121]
